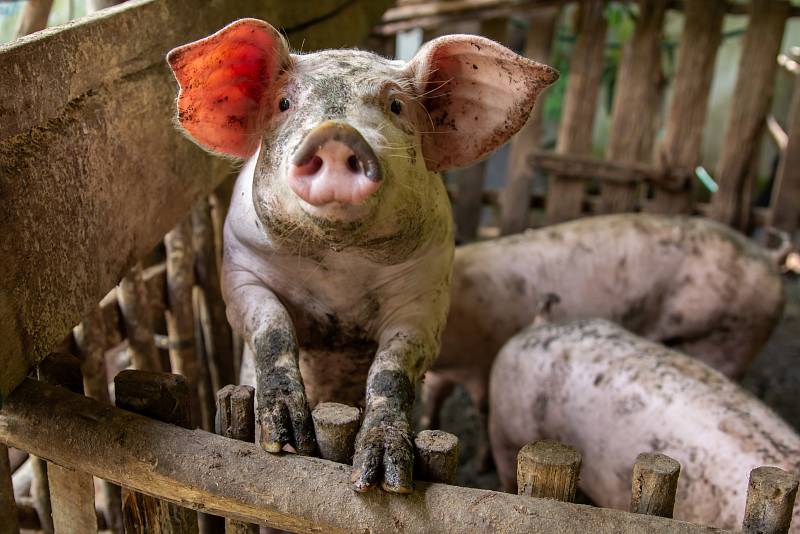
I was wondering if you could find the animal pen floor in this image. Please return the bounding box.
[435,273,800,492]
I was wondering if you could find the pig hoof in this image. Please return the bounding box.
[351,416,414,493]
[258,370,317,456]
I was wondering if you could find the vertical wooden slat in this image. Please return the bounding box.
[649,0,725,214]
[14,0,54,38]
[499,7,560,235]
[769,68,800,234]
[517,440,582,502]
[30,457,53,534]
[0,444,20,534]
[710,0,790,228]
[192,200,234,393]
[599,0,668,214]
[115,370,199,534]
[545,0,608,223]
[118,263,161,372]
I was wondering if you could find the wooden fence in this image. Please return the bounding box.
[1,0,799,533]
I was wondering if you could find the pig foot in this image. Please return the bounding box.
[351,406,414,493]
[258,366,316,456]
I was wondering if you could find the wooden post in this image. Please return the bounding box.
[192,199,235,393]
[413,430,459,485]
[118,263,161,372]
[545,0,608,223]
[165,218,213,431]
[311,402,360,464]
[215,385,258,534]
[114,370,199,534]
[710,0,790,228]
[499,7,560,235]
[769,68,800,235]
[649,0,725,214]
[14,0,54,38]
[1,444,20,534]
[517,440,581,502]
[742,466,798,534]
[30,455,53,534]
[599,0,668,214]
[629,453,680,518]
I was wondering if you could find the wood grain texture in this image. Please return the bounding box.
[48,464,98,534]
[742,466,798,534]
[516,440,581,502]
[630,453,681,518]
[0,379,733,534]
[0,0,392,403]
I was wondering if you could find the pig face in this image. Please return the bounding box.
[167,19,558,260]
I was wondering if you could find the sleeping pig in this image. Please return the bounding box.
[167,18,557,492]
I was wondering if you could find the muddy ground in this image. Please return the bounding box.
[434,274,800,491]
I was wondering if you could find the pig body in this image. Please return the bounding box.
[489,319,800,531]
[168,19,557,491]
[425,214,784,431]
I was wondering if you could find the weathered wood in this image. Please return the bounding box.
[630,453,681,518]
[0,0,393,405]
[48,465,98,534]
[37,352,84,395]
[710,0,790,228]
[545,0,608,223]
[214,385,258,534]
[650,0,725,214]
[30,457,53,534]
[742,466,798,534]
[192,200,234,393]
[311,403,360,464]
[517,440,581,502]
[499,7,560,235]
[599,0,667,214]
[114,370,198,534]
[413,430,459,485]
[769,69,800,234]
[0,444,19,534]
[0,379,732,534]
[14,0,54,38]
[118,263,161,372]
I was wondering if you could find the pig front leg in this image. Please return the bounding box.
[351,330,435,493]
[223,272,316,456]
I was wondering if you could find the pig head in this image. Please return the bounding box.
[167,18,557,493]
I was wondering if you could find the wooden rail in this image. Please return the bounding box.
[0,379,733,534]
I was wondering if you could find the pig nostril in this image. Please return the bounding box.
[295,155,323,177]
[347,155,360,174]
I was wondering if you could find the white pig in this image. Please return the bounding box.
[167,18,557,492]
[489,319,800,531]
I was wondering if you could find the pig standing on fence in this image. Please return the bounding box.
[423,214,784,466]
[489,318,800,531]
[167,18,557,492]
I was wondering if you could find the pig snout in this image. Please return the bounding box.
[289,121,382,206]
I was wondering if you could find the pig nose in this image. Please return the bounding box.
[289,121,383,206]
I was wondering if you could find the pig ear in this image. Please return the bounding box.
[406,35,558,172]
[167,19,290,158]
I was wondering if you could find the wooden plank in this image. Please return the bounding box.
[0,378,734,534]
[650,0,725,214]
[769,70,800,234]
[499,7,560,235]
[709,0,790,228]
[0,444,20,534]
[545,0,608,223]
[0,0,392,403]
[599,0,668,214]
[530,150,691,186]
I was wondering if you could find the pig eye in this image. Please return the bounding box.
[390,99,402,115]
[279,97,291,112]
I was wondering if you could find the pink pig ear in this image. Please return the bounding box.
[167,19,290,158]
[406,35,558,172]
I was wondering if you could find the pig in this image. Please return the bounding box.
[166,18,557,492]
[489,319,800,531]
[423,214,784,466]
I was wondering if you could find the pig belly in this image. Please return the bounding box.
[239,345,372,408]
[489,319,800,531]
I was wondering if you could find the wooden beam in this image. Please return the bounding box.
[709,0,790,228]
[599,0,668,214]
[0,379,733,534]
[545,0,607,223]
[650,0,725,214]
[0,0,392,403]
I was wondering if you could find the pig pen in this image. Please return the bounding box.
[2,0,800,533]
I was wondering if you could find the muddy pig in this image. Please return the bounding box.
[167,19,557,492]
[423,214,784,463]
[489,319,800,531]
